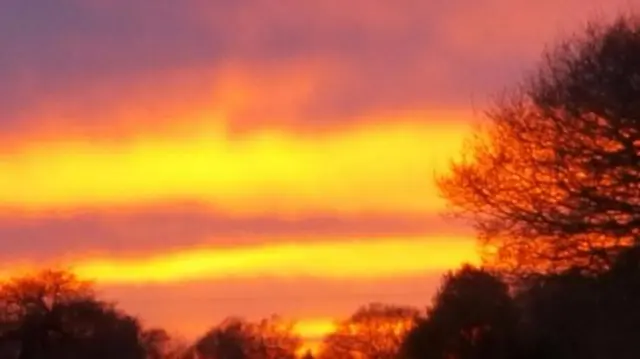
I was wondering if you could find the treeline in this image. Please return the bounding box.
[0,268,415,359]
[2,253,640,359]
[4,11,640,359]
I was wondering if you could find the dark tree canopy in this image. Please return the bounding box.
[513,247,640,359]
[438,15,640,273]
[0,270,148,359]
[401,265,518,359]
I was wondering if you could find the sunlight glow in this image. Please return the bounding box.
[294,319,337,340]
[294,318,337,356]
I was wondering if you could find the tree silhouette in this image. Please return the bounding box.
[193,315,302,359]
[300,349,315,359]
[401,265,518,359]
[0,269,147,359]
[317,303,419,359]
[141,328,189,359]
[514,246,640,359]
[514,269,600,359]
[141,328,172,359]
[437,15,640,273]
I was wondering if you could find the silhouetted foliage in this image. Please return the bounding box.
[192,315,302,359]
[438,15,640,274]
[0,269,149,359]
[141,328,189,359]
[512,245,640,359]
[401,265,518,359]
[317,303,419,359]
[141,329,172,359]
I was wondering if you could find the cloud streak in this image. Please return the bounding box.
[0,208,471,262]
[0,118,468,216]
[61,237,476,284]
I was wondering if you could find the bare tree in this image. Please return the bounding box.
[438,15,640,274]
[193,315,302,359]
[317,303,419,359]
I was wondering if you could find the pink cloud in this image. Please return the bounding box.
[1,0,634,135]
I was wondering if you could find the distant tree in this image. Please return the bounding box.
[437,15,640,274]
[317,303,420,359]
[193,315,302,359]
[141,328,190,359]
[401,265,518,359]
[300,349,315,359]
[0,269,146,359]
[141,328,171,359]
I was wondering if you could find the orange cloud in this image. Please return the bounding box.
[0,116,470,218]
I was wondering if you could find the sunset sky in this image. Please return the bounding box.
[1,0,637,348]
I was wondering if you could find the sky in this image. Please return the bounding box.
[1,0,638,349]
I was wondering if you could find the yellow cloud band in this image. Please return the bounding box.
[0,116,468,217]
[68,237,476,284]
